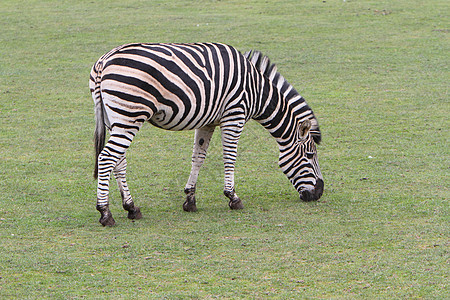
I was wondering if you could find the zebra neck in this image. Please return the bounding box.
[254,79,315,145]
[254,80,293,141]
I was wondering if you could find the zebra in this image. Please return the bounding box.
[89,43,323,226]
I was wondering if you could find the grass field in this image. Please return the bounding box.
[1,0,448,298]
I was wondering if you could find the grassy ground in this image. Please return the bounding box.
[1,0,448,298]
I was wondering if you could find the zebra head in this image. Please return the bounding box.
[278,119,323,201]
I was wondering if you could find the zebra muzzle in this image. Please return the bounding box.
[299,178,324,202]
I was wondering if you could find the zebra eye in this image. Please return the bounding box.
[306,152,315,159]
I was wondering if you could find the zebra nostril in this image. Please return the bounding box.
[315,178,324,200]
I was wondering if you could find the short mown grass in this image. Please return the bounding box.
[0,0,448,298]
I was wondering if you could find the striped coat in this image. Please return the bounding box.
[90,43,323,226]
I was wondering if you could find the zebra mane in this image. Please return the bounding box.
[244,50,292,96]
[244,50,321,144]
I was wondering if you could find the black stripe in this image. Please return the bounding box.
[110,133,133,142]
[104,102,152,119]
[110,123,140,132]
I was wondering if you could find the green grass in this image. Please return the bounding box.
[1,0,448,298]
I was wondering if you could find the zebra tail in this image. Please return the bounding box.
[93,99,106,179]
[91,63,106,179]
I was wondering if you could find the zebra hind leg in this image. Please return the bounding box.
[97,204,115,227]
[114,156,142,220]
[96,145,119,226]
[97,128,139,226]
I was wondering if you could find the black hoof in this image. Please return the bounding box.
[127,206,142,220]
[183,200,198,212]
[229,199,244,210]
[99,214,116,227]
[97,205,115,226]
[183,189,198,212]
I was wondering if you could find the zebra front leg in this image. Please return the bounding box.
[114,156,142,220]
[220,119,245,210]
[183,126,215,212]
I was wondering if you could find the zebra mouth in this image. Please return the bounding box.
[299,178,324,202]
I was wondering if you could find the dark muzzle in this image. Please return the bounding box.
[300,178,324,202]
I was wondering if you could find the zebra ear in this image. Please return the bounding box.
[296,120,311,142]
[299,119,311,139]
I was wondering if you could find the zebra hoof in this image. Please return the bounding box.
[127,207,142,220]
[97,205,115,226]
[99,214,116,227]
[229,199,244,210]
[183,200,198,212]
